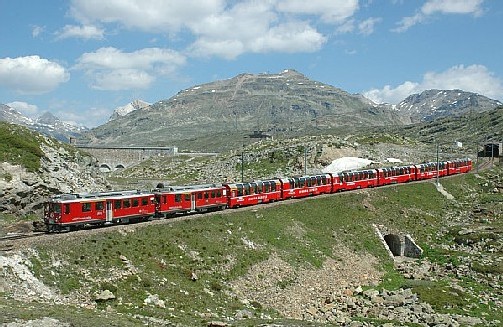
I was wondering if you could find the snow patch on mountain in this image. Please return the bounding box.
[109,100,151,121]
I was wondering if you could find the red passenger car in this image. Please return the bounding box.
[280,174,332,199]
[43,191,156,232]
[447,158,472,175]
[376,165,416,186]
[154,185,227,217]
[336,169,378,191]
[414,162,438,180]
[224,179,282,208]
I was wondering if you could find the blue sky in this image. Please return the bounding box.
[1,0,502,127]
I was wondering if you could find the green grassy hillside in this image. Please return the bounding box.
[0,122,46,172]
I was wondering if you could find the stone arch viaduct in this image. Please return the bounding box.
[76,145,178,172]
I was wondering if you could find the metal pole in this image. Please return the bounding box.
[476,141,479,173]
[241,151,244,183]
[436,143,439,185]
[304,146,307,176]
[491,140,494,162]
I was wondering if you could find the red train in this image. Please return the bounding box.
[42,158,472,232]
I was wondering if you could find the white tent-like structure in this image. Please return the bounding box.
[322,157,373,174]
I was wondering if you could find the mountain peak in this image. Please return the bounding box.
[109,99,151,121]
[397,89,501,122]
[36,111,61,125]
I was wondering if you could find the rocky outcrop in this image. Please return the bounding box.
[0,137,109,216]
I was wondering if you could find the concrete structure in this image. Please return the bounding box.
[373,224,423,259]
[76,145,178,172]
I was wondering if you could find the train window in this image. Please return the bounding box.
[185,194,190,201]
[114,200,122,209]
[204,192,209,199]
[271,182,276,191]
[175,194,182,202]
[50,203,61,213]
[198,193,203,199]
[142,198,149,206]
[217,190,222,197]
[132,199,139,207]
[96,202,104,210]
[123,199,131,208]
[251,183,258,194]
[263,182,269,193]
[237,185,243,196]
[82,203,91,212]
[211,191,216,198]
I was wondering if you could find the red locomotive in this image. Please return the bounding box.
[43,190,156,232]
[42,158,472,232]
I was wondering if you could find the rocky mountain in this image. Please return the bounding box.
[0,122,109,215]
[84,70,409,150]
[83,70,502,151]
[0,104,88,143]
[396,89,501,122]
[0,104,35,125]
[108,99,151,121]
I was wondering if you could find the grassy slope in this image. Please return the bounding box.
[1,167,502,326]
[0,121,46,173]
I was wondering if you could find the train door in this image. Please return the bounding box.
[191,193,196,211]
[106,200,113,223]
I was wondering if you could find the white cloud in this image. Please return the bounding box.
[364,64,503,104]
[74,47,186,90]
[32,25,44,38]
[69,0,224,33]
[55,24,105,40]
[68,0,360,59]
[6,101,39,117]
[0,56,70,94]
[393,0,485,32]
[275,0,359,24]
[358,17,381,35]
[421,0,484,15]
[92,69,154,90]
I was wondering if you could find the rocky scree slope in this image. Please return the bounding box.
[0,122,109,216]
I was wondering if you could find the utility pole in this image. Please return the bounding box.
[436,143,440,186]
[241,150,244,183]
[304,146,307,176]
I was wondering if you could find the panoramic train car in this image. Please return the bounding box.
[376,165,416,186]
[43,190,156,232]
[154,184,227,217]
[224,179,282,208]
[336,169,378,191]
[414,162,438,180]
[280,173,332,199]
[447,158,472,175]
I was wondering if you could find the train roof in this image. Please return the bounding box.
[48,190,154,202]
[153,183,224,194]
